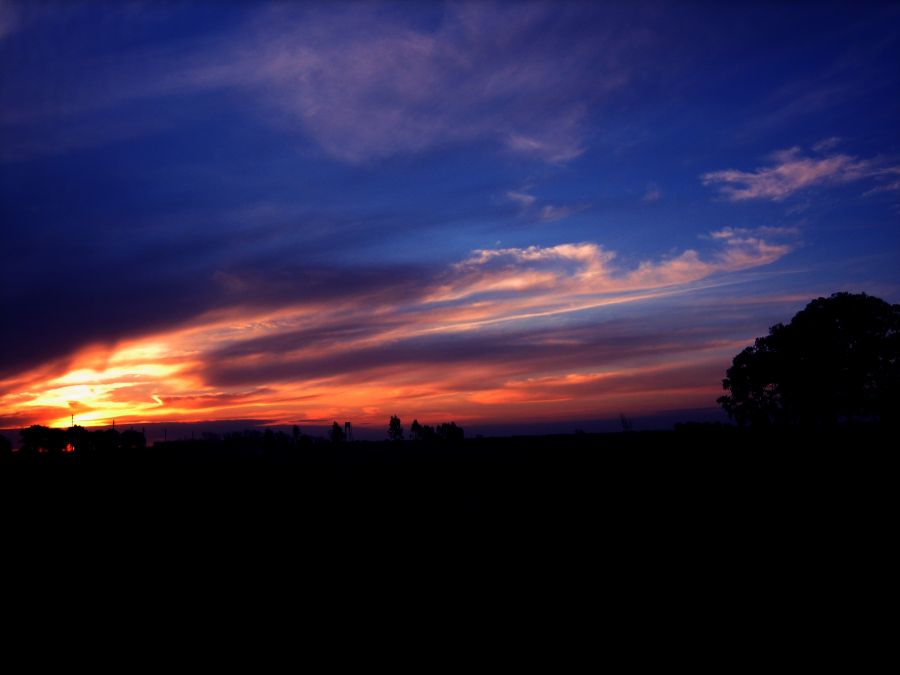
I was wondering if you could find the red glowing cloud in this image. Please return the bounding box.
[0,231,797,430]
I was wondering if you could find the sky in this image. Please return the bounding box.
[1,0,899,435]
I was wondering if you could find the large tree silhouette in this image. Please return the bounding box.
[718,292,900,429]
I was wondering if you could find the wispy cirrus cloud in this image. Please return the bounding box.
[812,136,842,153]
[506,191,537,208]
[643,183,662,203]
[0,0,17,41]
[0,229,796,428]
[505,189,589,222]
[702,143,899,201]
[538,204,589,222]
[434,226,793,305]
[707,225,801,240]
[2,2,640,164]
[864,167,900,196]
[211,3,631,164]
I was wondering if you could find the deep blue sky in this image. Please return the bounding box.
[1,1,898,431]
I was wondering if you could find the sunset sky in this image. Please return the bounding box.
[1,1,899,435]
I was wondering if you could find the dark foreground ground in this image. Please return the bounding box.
[2,427,892,528]
[2,426,892,654]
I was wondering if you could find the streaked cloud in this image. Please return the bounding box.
[707,226,800,240]
[812,137,842,153]
[643,184,661,203]
[3,2,898,436]
[0,230,796,429]
[2,2,638,164]
[0,0,18,41]
[505,130,585,164]
[436,228,793,304]
[217,3,623,164]
[506,189,588,222]
[506,191,537,208]
[864,167,900,196]
[539,204,589,222]
[702,145,899,201]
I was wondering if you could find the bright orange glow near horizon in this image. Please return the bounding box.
[0,236,807,433]
[4,2,900,439]
[6,335,736,431]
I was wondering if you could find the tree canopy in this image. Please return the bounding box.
[388,415,403,441]
[718,292,900,429]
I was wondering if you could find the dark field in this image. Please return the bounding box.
[3,428,890,531]
[3,426,891,644]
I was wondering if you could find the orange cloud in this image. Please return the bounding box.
[0,232,794,430]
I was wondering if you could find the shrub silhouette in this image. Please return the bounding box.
[718,292,900,429]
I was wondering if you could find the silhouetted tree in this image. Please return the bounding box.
[66,425,88,453]
[437,422,464,442]
[96,428,120,454]
[718,292,900,429]
[330,421,345,443]
[420,424,436,441]
[20,425,65,454]
[120,429,146,450]
[388,415,404,441]
[0,434,11,457]
[410,419,422,441]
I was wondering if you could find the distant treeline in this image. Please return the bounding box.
[1,424,146,457]
[0,416,467,459]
